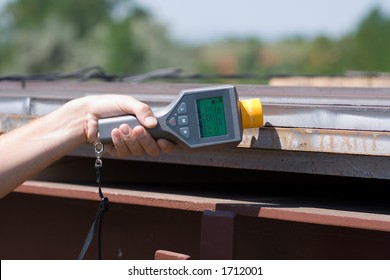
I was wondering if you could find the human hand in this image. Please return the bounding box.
[76,94,177,157]
[107,123,177,157]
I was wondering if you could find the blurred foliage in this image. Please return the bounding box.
[0,1,390,81]
[0,0,194,74]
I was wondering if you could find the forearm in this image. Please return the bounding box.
[0,99,88,198]
[0,94,176,198]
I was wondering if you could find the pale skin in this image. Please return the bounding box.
[0,94,176,198]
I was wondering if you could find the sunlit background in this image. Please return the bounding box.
[0,0,389,82]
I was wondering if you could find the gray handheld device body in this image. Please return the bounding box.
[98,85,243,149]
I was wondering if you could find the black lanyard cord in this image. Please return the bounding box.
[78,141,109,260]
[77,197,108,260]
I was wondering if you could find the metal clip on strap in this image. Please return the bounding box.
[78,140,109,260]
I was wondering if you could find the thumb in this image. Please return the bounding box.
[142,115,158,128]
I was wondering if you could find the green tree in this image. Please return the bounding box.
[0,0,163,74]
[345,7,390,72]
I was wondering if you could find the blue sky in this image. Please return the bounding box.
[135,0,390,43]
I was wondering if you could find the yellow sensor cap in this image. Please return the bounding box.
[239,98,263,129]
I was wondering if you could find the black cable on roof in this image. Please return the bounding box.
[1,65,388,84]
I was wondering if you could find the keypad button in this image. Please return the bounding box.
[178,116,188,126]
[177,102,187,114]
[168,116,176,127]
[180,127,190,138]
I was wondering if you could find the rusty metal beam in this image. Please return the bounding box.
[1,81,390,178]
[3,190,389,260]
[14,180,390,233]
[242,127,390,156]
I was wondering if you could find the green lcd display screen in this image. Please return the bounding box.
[197,96,227,138]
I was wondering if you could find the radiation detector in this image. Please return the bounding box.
[98,85,263,149]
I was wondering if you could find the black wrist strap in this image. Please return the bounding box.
[78,141,109,260]
[77,196,109,259]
